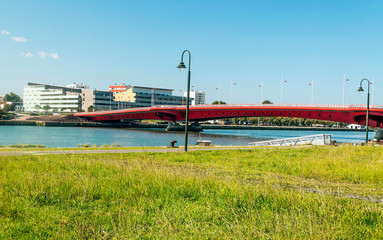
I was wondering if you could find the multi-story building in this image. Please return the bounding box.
[81,88,131,111]
[184,90,205,105]
[23,82,130,112]
[110,85,190,107]
[23,82,84,112]
[23,82,195,113]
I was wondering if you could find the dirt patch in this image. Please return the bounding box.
[25,115,91,123]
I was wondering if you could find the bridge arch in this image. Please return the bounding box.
[74,104,383,128]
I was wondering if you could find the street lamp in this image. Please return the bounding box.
[177,50,191,152]
[357,78,370,144]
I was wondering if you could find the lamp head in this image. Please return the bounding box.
[357,86,364,93]
[177,62,186,72]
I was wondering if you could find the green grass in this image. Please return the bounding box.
[0,145,165,152]
[0,146,382,239]
[0,144,250,152]
[8,144,47,148]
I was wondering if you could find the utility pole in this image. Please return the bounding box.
[342,74,345,105]
[259,83,263,103]
[309,80,314,104]
[216,87,221,104]
[342,74,349,105]
[281,76,286,104]
[372,78,375,105]
[230,80,236,104]
[109,93,112,110]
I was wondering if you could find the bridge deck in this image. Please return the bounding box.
[74,104,383,128]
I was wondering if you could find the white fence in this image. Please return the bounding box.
[248,134,332,147]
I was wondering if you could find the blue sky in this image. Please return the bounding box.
[0,0,382,105]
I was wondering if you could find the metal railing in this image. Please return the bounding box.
[248,134,332,147]
[153,103,383,110]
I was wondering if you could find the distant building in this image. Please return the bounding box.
[109,85,129,93]
[346,124,366,129]
[66,83,89,89]
[23,82,133,112]
[81,88,119,112]
[184,90,205,105]
[110,85,189,107]
[0,96,23,111]
[23,82,84,112]
[23,82,193,113]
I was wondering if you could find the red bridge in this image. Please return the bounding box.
[74,104,383,128]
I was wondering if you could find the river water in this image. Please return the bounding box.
[0,126,374,148]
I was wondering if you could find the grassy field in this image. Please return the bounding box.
[0,146,382,239]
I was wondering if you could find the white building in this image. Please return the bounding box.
[66,83,89,89]
[111,85,189,107]
[23,82,83,112]
[184,90,205,105]
[346,124,366,129]
[23,82,129,112]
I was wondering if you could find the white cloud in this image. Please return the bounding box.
[39,51,60,60]
[11,36,27,42]
[1,30,10,35]
[48,52,59,59]
[21,52,33,57]
[38,51,48,58]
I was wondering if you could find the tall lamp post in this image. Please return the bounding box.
[357,78,370,143]
[177,50,191,152]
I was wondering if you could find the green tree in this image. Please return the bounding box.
[274,117,282,126]
[4,92,22,102]
[304,119,312,126]
[288,118,299,126]
[34,105,41,112]
[3,103,15,112]
[281,117,291,126]
[87,105,94,112]
[262,100,273,104]
[212,101,227,104]
[43,105,51,113]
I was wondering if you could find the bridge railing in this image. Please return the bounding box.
[248,134,332,147]
[153,104,382,109]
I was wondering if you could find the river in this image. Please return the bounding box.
[0,125,374,148]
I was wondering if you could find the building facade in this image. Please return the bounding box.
[23,82,195,113]
[109,85,129,93]
[110,85,190,107]
[23,82,83,112]
[23,82,128,112]
[81,89,126,111]
[184,90,205,105]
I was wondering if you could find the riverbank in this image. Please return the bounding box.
[0,145,382,239]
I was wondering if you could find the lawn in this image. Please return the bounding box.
[0,145,382,239]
